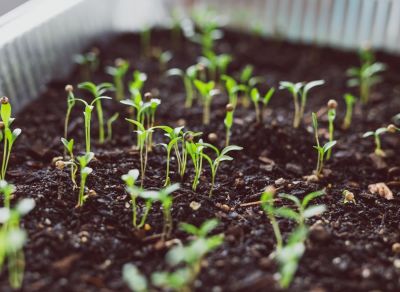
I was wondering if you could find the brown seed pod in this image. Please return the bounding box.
[208,133,218,143]
[91,47,100,56]
[327,99,338,110]
[264,185,276,195]
[115,58,125,67]
[144,92,153,101]
[0,121,4,129]
[65,85,74,92]
[185,133,194,142]
[387,124,397,133]
[0,96,9,105]
[55,160,66,170]
[226,103,234,112]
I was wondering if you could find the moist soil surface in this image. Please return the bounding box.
[1,29,400,292]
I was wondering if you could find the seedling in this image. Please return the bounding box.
[260,186,283,251]
[156,126,184,186]
[0,180,14,209]
[312,113,337,177]
[139,184,180,240]
[193,80,218,125]
[77,152,94,207]
[276,190,325,288]
[186,139,206,191]
[106,113,119,142]
[250,88,275,124]
[198,53,232,81]
[122,169,151,228]
[125,119,153,186]
[0,197,35,289]
[152,49,173,72]
[221,75,247,109]
[239,65,264,102]
[343,190,356,204]
[166,66,198,108]
[347,48,386,104]
[363,125,400,157]
[279,80,325,128]
[73,48,99,80]
[123,219,223,292]
[224,104,234,146]
[78,82,114,145]
[342,93,356,130]
[191,9,223,55]
[0,97,22,180]
[326,99,337,160]
[60,138,78,189]
[202,144,243,196]
[75,97,110,153]
[129,71,147,95]
[106,59,130,101]
[64,85,76,141]
[141,26,151,57]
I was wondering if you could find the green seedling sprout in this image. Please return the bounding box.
[140,184,180,240]
[125,119,154,187]
[77,152,94,207]
[343,190,356,204]
[198,52,232,82]
[122,169,151,228]
[166,65,198,108]
[191,9,223,55]
[221,75,247,109]
[0,97,22,180]
[260,186,283,251]
[106,113,119,142]
[363,124,400,157]
[154,219,223,290]
[0,197,35,289]
[224,104,234,147]
[279,80,325,128]
[342,93,356,130]
[250,88,275,124]
[75,96,111,153]
[0,180,15,209]
[123,219,223,292]
[64,85,76,141]
[141,26,151,58]
[202,144,243,196]
[312,113,337,177]
[130,71,147,95]
[60,138,78,190]
[326,99,337,160]
[153,49,173,72]
[78,82,114,145]
[186,138,206,191]
[156,126,185,186]
[274,190,326,288]
[347,48,386,104]
[193,80,218,125]
[106,59,130,101]
[73,47,99,80]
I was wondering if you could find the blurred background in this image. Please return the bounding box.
[0,0,28,16]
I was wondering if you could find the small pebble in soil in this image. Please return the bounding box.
[361,268,372,278]
[392,242,400,254]
[190,201,201,211]
[274,178,286,186]
[309,221,330,242]
[208,132,218,143]
[394,259,400,269]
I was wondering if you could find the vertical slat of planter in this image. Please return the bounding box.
[287,0,304,42]
[264,0,278,37]
[328,0,347,48]
[358,0,376,47]
[385,0,400,52]
[315,0,333,46]
[342,0,361,49]
[371,0,391,50]
[301,0,319,43]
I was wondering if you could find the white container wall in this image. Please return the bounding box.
[0,0,399,112]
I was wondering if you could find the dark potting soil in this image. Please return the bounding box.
[1,28,400,292]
